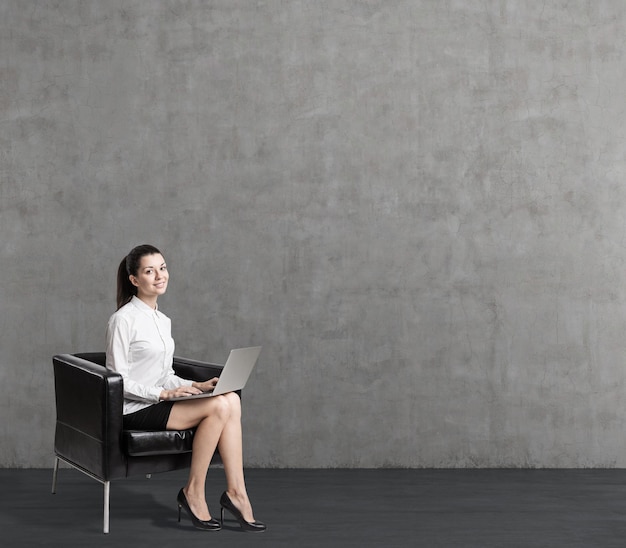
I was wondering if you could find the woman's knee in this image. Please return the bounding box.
[209,394,234,420]
[224,392,241,415]
[195,393,240,422]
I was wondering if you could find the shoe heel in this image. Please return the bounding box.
[220,506,225,526]
[178,504,182,523]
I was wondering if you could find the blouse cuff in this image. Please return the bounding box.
[151,387,164,402]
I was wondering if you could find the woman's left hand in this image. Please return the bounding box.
[193,377,219,393]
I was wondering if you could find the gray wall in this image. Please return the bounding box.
[2,0,626,468]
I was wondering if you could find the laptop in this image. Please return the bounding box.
[170,346,262,401]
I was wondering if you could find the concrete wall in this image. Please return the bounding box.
[2,1,626,468]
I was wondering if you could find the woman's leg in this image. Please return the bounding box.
[167,396,232,520]
[216,392,256,522]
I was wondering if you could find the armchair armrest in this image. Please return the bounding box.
[53,354,126,480]
[173,356,224,382]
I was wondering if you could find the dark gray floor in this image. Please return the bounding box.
[3,467,626,547]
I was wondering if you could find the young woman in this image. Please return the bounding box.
[105,244,265,532]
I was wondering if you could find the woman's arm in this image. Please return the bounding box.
[105,314,215,401]
[105,315,164,403]
[158,377,218,399]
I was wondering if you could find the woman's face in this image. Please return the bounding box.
[130,253,169,301]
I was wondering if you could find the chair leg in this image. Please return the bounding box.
[52,456,60,494]
[52,455,111,533]
[103,481,110,534]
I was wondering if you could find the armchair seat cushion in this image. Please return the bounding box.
[123,429,196,456]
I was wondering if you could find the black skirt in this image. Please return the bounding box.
[123,401,175,430]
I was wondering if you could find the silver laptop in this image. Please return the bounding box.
[170,346,261,401]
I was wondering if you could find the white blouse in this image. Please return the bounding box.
[105,296,192,415]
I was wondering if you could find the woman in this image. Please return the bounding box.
[105,244,265,532]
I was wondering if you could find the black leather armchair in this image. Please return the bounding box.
[51,352,224,533]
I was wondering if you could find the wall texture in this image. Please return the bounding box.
[2,1,626,468]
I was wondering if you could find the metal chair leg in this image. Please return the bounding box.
[52,456,60,494]
[52,455,111,534]
[103,481,110,534]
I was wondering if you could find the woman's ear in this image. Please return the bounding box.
[129,275,139,288]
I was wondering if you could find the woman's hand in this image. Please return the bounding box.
[160,385,203,400]
[192,377,219,393]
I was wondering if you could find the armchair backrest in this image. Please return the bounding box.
[53,354,127,480]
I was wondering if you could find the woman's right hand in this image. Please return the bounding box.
[160,385,203,400]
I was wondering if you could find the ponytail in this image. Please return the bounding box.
[116,257,135,310]
[116,244,162,310]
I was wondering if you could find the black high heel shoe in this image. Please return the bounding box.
[177,488,221,531]
[220,491,267,532]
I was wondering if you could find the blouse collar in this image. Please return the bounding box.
[130,295,159,314]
